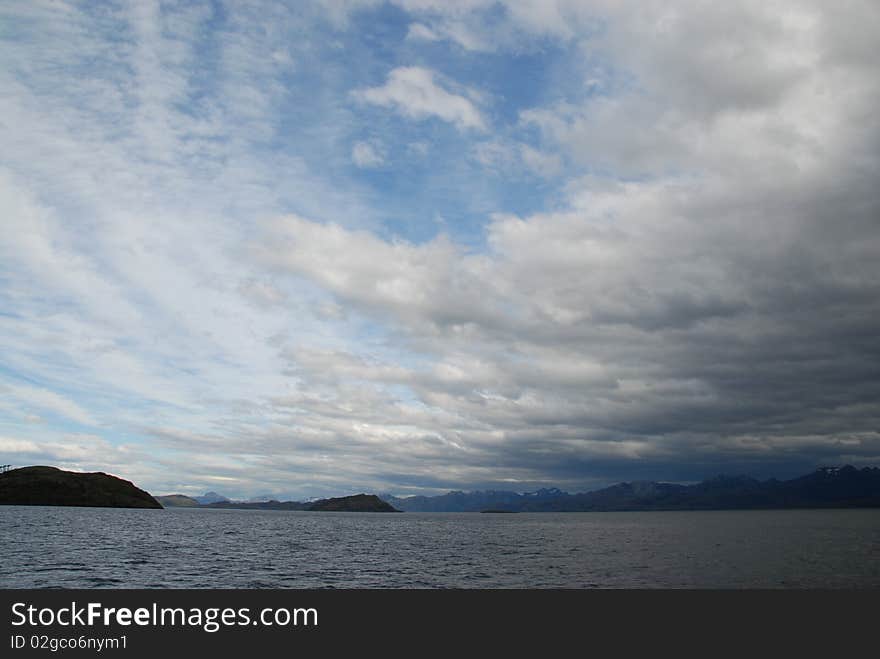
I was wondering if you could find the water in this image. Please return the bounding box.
[2,506,878,588]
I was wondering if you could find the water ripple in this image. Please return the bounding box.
[1,507,879,588]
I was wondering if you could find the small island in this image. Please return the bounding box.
[176,493,400,512]
[0,466,162,509]
[308,494,399,512]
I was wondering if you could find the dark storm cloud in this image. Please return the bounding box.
[252,1,880,492]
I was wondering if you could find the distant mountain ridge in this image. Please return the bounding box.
[379,487,568,512]
[167,493,400,512]
[155,494,200,507]
[381,466,880,512]
[194,491,230,505]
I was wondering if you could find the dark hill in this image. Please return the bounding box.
[0,466,162,509]
[307,493,399,512]
[202,494,398,512]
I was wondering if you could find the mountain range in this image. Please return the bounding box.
[158,493,398,512]
[194,491,230,505]
[380,466,880,512]
[17,464,877,513]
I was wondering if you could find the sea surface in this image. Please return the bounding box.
[2,506,878,588]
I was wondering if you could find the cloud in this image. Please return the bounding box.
[2,383,97,427]
[0,437,40,454]
[406,22,441,42]
[352,66,487,131]
[473,140,562,178]
[351,140,385,168]
[390,0,586,52]
[255,215,504,332]
[238,278,288,308]
[1,0,878,498]
[253,141,880,485]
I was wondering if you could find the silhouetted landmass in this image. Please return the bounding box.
[203,494,399,512]
[0,466,161,509]
[383,466,880,512]
[308,493,399,512]
[155,494,201,507]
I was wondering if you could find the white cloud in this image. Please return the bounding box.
[406,22,440,42]
[352,66,487,131]
[2,384,97,427]
[498,0,872,184]
[255,215,492,324]
[351,140,385,168]
[389,0,586,52]
[0,436,40,453]
[473,140,562,178]
[518,144,562,178]
[238,278,288,308]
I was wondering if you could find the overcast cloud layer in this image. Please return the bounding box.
[1,1,878,498]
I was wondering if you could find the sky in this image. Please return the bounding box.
[1,0,878,499]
